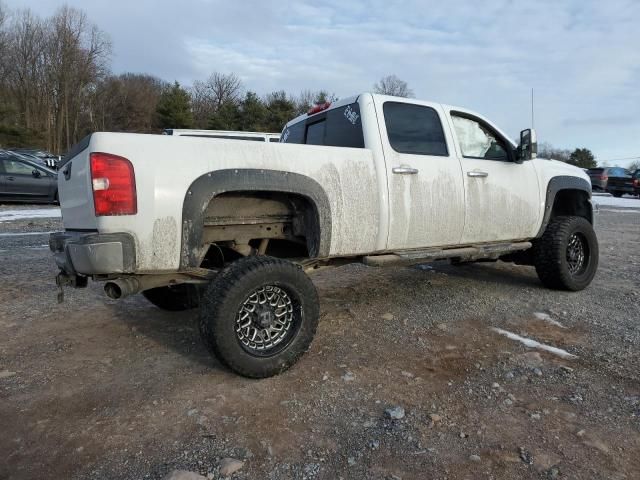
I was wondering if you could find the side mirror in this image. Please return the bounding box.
[32,169,41,178]
[518,128,537,161]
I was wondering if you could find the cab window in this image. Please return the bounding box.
[451,114,509,161]
[383,102,448,156]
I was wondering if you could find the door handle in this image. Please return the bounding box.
[7,176,15,181]
[467,171,488,178]
[392,166,419,175]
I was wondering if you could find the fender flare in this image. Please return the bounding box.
[536,175,593,237]
[180,169,332,268]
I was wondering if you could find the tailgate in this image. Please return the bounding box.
[58,136,97,230]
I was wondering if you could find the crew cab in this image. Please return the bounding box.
[50,93,598,378]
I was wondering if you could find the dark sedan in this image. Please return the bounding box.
[0,151,58,203]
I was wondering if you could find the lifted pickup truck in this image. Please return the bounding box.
[50,93,598,378]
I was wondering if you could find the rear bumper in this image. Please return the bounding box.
[49,231,136,275]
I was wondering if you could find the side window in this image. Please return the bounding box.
[451,115,509,161]
[3,159,35,175]
[323,103,364,148]
[383,102,448,156]
[306,120,326,145]
[281,121,305,144]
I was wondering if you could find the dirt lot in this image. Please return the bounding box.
[1,204,639,480]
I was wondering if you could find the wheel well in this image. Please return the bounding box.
[198,191,320,266]
[550,189,592,224]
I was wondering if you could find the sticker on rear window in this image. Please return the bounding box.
[344,105,360,125]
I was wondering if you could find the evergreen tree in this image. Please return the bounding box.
[568,148,596,168]
[264,91,296,132]
[239,91,268,131]
[208,100,241,130]
[156,81,193,129]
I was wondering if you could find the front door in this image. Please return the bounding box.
[375,98,466,250]
[446,111,541,244]
[0,158,52,200]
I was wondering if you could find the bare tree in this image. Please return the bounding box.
[0,1,8,82]
[191,72,242,128]
[295,89,338,115]
[537,142,571,162]
[90,73,165,133]
[373,74,414,98]
[44,5,111,151]
[5,9,47,130]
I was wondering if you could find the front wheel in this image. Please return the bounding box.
[612,191,623,198]
[199,256,319,378]
[533,216,598,291]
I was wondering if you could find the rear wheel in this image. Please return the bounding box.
[142,284,201,311]
[533,216,598,291]
[613,191,623,198]
[199,256,319,378]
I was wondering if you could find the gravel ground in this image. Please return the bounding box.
[1,203,639,480]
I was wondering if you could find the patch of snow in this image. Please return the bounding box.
[533,312,566,329]
[0,208,61,222]
[492,327,577,359]
[0,231,55,237]
[598,208,639,214]
[591,196,639,209]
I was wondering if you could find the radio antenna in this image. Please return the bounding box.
[531,87,535,129]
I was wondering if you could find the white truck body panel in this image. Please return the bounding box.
[60,134,382,272]
[55,92,593,276]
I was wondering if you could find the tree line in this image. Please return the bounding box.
[0,3,346,154]
[0,2,610,171]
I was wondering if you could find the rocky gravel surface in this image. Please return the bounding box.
[1,204,639,479]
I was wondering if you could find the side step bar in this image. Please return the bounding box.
[362,242,532,267]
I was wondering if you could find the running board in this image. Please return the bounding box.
[363,242,532,267]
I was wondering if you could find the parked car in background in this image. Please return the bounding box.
[163,129,280,142]
[633,170,640,196]
[587,167,634,197]
[10,148,60,169]
[0,150,58,203]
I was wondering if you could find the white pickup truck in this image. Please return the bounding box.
[50,93,598,378]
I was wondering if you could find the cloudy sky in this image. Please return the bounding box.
[8,0,640,166]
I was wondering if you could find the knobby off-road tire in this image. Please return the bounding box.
[142,284,201,311]
[199,255,319,378]
[533,216,598,291]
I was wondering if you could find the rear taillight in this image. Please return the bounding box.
[599,175,608,180]
[634,179,639,187]
[90,152,137,216]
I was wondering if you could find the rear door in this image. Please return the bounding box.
[374,97,466,250]
[446,110,541,244]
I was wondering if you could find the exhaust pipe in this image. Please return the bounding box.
[104,273,210,300]
[104,277,142,299]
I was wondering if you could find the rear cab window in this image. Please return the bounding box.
[382,102,448,156]
[281,101,365,148]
